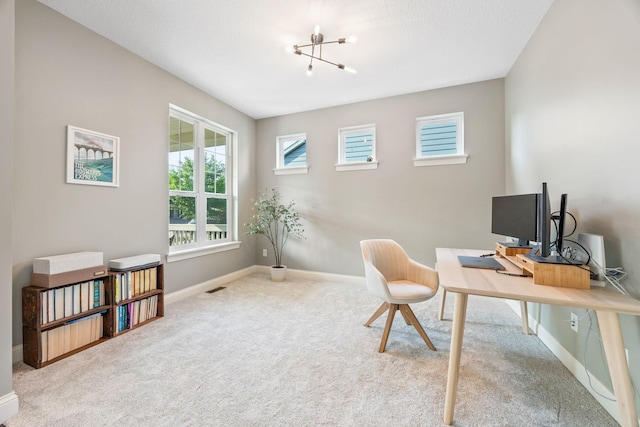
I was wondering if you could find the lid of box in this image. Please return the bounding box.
[33,252,104,275]
[109,254,161,271]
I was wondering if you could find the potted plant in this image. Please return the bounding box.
[245,188,305,281]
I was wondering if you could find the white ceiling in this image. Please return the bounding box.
[38,0,554,119]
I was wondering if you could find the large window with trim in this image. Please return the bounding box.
[414,112,467,166]
[168,106,234,252]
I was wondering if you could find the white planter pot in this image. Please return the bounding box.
[270,265,287,282]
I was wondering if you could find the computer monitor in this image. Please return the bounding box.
[491,193,539,247]
[528,182,571,264]
[492,183,570,265]
[555,193,568,256]
[537,182,552,257]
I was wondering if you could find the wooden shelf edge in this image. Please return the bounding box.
[113,314,163,337]
[40,306,110,331]
[113,289,163,306]
[29,336,110,369]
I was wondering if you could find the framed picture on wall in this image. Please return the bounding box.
[66,125,120,187]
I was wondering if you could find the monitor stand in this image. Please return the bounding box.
[524,246,572,265]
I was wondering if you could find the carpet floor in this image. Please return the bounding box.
[7,273,618,426]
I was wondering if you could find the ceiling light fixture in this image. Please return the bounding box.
[289,25,357,76]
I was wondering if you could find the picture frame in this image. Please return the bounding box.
[66,125,120,187]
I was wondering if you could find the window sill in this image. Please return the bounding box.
[335,161,379,172]
[167,241,241,263]
[413,154,468,167]
[273,166,309,175]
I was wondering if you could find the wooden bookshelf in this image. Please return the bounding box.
[110,263,164,336]
[22,259,165,369]
[22,268,113,369]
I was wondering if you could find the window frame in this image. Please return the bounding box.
[168,105,239,261]
[336,123,378,172]
[414,112,468,167]
[274,132,309,175]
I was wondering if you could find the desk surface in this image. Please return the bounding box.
[436,248,640,316]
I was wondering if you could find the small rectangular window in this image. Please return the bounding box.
[337,124,377,171]
[414,112,467,167]
[275,133,308,175]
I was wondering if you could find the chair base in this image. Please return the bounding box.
[364,302,437,353]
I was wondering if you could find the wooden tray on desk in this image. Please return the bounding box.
[495,242,533,258]
[515,254,589,289]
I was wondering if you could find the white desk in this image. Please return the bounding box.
[436,247,640,427]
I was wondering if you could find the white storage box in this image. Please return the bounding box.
[109,254,161,271]
[33,252,104,275]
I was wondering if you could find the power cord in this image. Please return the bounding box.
[494,270,529,278]
[582,310,639,401]
[565,238,629,295]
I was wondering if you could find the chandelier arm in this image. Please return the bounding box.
[297,52,343,68]
[294,39,342,49]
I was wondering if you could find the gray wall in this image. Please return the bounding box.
[11,0,257,347]
[256,79,505,275]
[506,0,640,407]
[1,0,16,413]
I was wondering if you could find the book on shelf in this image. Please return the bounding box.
[54,288,64,321]
[41,312,104,362]
[144,269,150,293]
[113,266,159,305]
[92,279,105,308]
[64,286,73,318]
[80,281,90,312]
[72,283,81,315]
[126,271,132,298]
[115,294,159,333]
[47,290,54,323]
[38,280,105,324]
[40,293,47,325]
[41,326,48,362]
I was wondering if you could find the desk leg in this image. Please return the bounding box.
[596,310,638,427]
[444,292,468,425]
[520,301,529,335]
[438,289,447,321]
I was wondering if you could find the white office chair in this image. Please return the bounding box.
[360,239,439,353]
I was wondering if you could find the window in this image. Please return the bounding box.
[336,124,377,171]
[414,112,467,166]
[275,133,308,175]
[168,106,238,259]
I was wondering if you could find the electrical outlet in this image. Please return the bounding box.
[262,249,267,257]
[570,312,578,332]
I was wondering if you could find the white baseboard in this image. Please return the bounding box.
[0,391,19,424]
[11,345,22,365]
[164,265,364,305]
[268,266,366,286]
[164,265,259,305]
[504,300,634,426]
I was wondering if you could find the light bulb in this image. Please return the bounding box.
[345,35,357,43]
[307,64,313,76]
[344,66,357,74]
[314,25,320,36]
